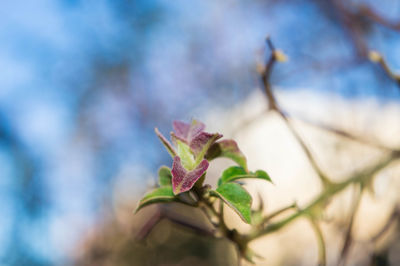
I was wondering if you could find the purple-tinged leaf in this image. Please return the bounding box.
[171,156,209,195]
[205,139,248,171]
[190,132,223,157]
[172,121,222,163]
[155,128,176,157]
[173,120,205,143]
[172,121,191,142]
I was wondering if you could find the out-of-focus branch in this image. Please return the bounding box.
[328,0,400,89]
[259,37,284,111]
[369,50,400,87]
[338,185,363,266]
[330,0,369,58]
[259,37,332,186]
[370,205,400,243]
[238,35,400,262]
[308,217,327,266]
[358,4,400,32]
[281,114,333,186]
[246,151,400,242]
[260,202,297,226]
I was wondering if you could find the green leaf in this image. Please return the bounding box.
[218,166,247,186]
[135,186,177,213]
[191,132,222,165]
[218,166,272,186]
[176,139,196,170]
[210,183,252,224]
[254,170,272,183]
[158,166,172,186]
[205,140,248,171]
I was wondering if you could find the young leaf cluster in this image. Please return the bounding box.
[135,120,272,226]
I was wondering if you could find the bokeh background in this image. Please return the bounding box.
[1,0,400,265]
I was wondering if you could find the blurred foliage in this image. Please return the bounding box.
[76,204,239,266]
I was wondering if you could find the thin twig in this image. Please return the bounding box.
[259,37,332,186]
[261,37,279,111]
[330,0,368,58]
[329,0,400,88]
[280,113,332,186]
[369,50,400,87]
[309,217,327,266]
[338,184,363,266]
[358,4,400,32]
[261,202,298,225]
[371,206,400,243]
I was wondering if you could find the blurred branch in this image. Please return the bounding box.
[308,217,326,266]
[369,50,400,87]
[242,37,400,258]
[370,205,400,243]
[246,151,400,242]
[260,202,298,225]
[260,37,280,111]
[330,0,368,58]
[234,5,400,262]
[259,37,332,186]
[357,4,400,32]
[281,114,332,186]
[338,184,363,266]
[328,0,400,89]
